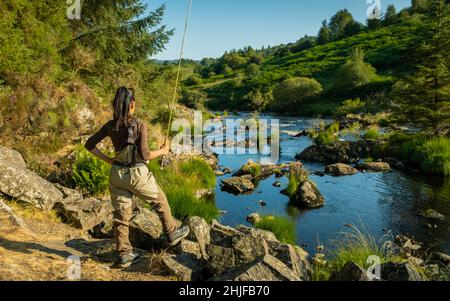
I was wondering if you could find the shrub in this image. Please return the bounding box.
[255,215,296,244]
[180,89,207,109]
[72,145,110,196]
[363,126,381,140]
[148,159,219,222]
[336,98,366,116]
[334,48,378,92]
[184,75,203,86]
[272,77,323,110]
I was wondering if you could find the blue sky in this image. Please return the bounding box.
[146,0,412,60]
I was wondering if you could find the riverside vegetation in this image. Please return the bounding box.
[0,0,449,281]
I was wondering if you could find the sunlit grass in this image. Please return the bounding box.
[254,215,296,244]
[310,225,404,281]
[148,158,219,223]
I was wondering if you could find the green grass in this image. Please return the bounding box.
[362,126,381,140]
[389,134,450,176]
[313,122,340,145]
[254,215,296,244]
[286,167,305,198]
[241,161,262,178]
[148,159,219,223]
[311,225,404,281]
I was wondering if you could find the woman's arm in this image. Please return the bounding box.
[138,122,171,161]
[90,147,114,165]
[84,122,114,165]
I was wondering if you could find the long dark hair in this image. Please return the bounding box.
[113,87,135,131]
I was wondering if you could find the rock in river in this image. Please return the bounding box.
[296,140,386,164]
[325,163,358,176]
[221,175,255,194]
[355,162,391,172]
[290,180,325,209]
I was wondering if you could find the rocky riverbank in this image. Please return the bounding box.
[0,145,448,281]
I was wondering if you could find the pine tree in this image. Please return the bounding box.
[384,5,398,25]
[68,0,173,75]
[329,9,354,40]
[394,0,450,136]
[317,20,332,45]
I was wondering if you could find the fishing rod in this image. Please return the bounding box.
[161,0,193,169]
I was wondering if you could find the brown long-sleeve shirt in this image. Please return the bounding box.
[84,119,151,161]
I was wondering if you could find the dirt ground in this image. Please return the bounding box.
[0,200,173,281]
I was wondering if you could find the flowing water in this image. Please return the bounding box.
[206,113,450,254]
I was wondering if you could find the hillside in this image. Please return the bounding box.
[183,10,425,116]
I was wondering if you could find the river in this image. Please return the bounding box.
[205,113,450,254]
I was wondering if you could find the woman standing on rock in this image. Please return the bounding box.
[84,87,190,268]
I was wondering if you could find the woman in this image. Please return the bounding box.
[84,87,190,268]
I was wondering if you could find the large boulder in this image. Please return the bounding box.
[355,162,391,172]
[291,180,325,209]
[297,140,386,164]
[129,206,165,250]
[266,240,311,280]
[221,175,255,194]
[380,262,423,281]
[325,163,358,176]
[54,197,113,230]
[0,146,26,167]
[329,261,370,281]
[204,220,309,280]
[211,255,301,281]
[0,147,63,211]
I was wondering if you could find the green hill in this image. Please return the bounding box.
[184,13,423,116]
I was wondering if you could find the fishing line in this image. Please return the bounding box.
[162,0,193,169]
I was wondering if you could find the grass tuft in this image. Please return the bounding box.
[148,158,219,223]
[311,225,404,281]
[254,215,296,244]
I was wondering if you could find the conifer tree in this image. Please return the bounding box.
[393,0,450,135]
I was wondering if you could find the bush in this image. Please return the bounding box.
[72,145,110,196]
[148,159,219,222]
[272,77,323,110]
[336,98,366,116]
[180,89,207,109]
[255,215,296,244]
[184,75,203,86]
[334,48,378,92]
